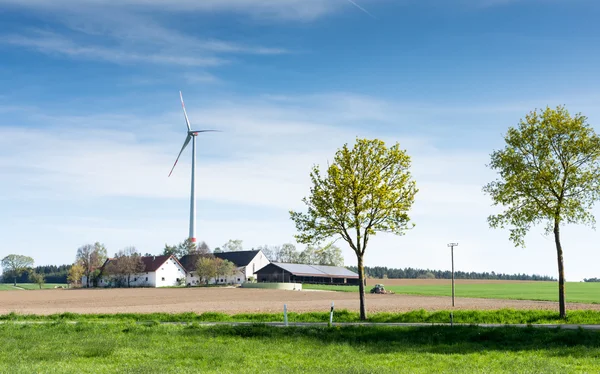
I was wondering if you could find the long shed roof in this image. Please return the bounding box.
[261,263,358,278]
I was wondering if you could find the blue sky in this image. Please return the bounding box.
[1,0,600,281]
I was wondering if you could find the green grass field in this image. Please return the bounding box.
[304,281,600,304]
[1,322,599,373]
[0,283,67,291]
[3,309,600,324]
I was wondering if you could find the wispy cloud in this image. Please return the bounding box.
[184,72,222,84]
[0,0,342,21]
[1,32,227,67]
[0,3,291,67]
[345,0,377,18]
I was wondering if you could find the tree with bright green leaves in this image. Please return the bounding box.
[290,138,418,320]
[1,254,34,286]
[484,106,600,318]
[28,271,45,289]
[67,264,85,286]
[215,258,237,283]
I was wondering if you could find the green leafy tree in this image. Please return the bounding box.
[76,242,107,288]
[298,245,318,264]
[215,258,237,283]
[179,238,198,255]
[484,106,600,318]
[1,254,35,286]
[28,271,45,289]
[195,256,218,284]
[316,242,345,266]
[164,239,209,257]
[162,244,178,257]
[290,138,418,320]
[278,243,299,263]
[67,264,85,286]
[221,239,244,252]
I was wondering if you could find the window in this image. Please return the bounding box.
[161,277,165,281]
[134,278,137,282]
[146,277,148,281]
[237,278,240,282]
[190,273,194,277]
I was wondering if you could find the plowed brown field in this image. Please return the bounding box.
[365,279,543,286]
[2,287,599,315]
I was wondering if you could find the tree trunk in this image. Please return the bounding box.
[554,220,566,319]
[357,255,367,320]
[13,276,17,287]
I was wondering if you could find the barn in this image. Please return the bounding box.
[255,263,359,285]
[179,250,270,286]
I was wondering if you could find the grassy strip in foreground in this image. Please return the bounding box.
[304,281,600,304]
[3,309,600,324]
[1,322,599,373]
[0,283,68,291]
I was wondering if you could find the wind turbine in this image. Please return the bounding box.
[168,91,219,243]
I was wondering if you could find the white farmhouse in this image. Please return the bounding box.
[180,250,270,286]
[97,255,187,288]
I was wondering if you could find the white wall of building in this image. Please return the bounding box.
[186,268,245,286]
[154,258,186,287]
[243,251,270,280]
[97,256,186,288]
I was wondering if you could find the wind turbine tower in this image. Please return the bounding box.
[168,91,219,243]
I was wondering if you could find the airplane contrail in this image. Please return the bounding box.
[345,0,377,19]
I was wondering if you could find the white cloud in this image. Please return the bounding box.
[0,0,341,21]
[184,72,222,84]
[0,32,226,67]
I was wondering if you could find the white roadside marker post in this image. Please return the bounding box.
[284,304,288,327]
[329,301,334,326]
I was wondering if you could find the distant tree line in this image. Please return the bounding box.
[254,242,344,267]
[162,238,346,267]
[584,278,600,282]
[1,264,72,284]
[346,266,557,281]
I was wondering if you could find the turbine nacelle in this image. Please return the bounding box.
[188,129,220,136]
[168,92,220,178]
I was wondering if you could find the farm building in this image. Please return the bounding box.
[95,255,187,288]
[179,250,270,286]
[255,263,359,285]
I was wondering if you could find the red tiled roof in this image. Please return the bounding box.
[102,255,183,273]
[141,255,172,272]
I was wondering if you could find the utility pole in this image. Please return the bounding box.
[448,243,458,307]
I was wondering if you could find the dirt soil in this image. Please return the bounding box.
[1,288,598,315]
[365,279,547,286]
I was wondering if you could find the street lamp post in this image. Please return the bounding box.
[448,243,458,307]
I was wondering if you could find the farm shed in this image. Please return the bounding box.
[255,263,359,285]
[179,250,270,285]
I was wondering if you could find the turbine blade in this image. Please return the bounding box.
[180,91,192,132]
[168,135,192,177]
[189,129,222,134]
